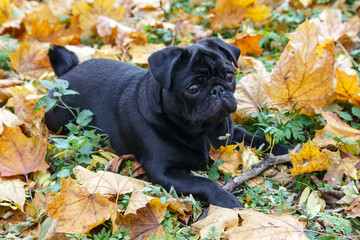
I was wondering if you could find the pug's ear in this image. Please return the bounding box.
[198,37,241,68]
[148,47,186,90]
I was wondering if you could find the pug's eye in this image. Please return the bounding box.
[187,84,200,94]
[226,73,234,83]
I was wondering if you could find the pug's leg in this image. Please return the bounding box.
[233,126,293,155]
[146,168,242,209]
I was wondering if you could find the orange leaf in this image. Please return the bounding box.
[265,20,336,112]
[0,126,48,176]
[115,198,168,239]
[290,140,330,175]
[9,42,52,79]
[230,34,265,56]
[45,177,116,234]
[209,144,242,176]
[313,111,360,148]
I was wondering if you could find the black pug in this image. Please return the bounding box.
[46,37,291,208]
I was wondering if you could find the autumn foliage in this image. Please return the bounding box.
[1,0,360,239]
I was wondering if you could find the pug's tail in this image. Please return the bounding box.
[48,45,79,77]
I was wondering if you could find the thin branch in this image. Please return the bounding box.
[224,144,301,192]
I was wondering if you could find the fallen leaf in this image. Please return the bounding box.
[0,107,23,133]
[128,43,166,65]
[0,0,12,25]
[0,176,25,209]
[264,20,336,112]
[234,57,275,124]
[230,34,265,56]
[334,68,360,103]
[0,79,22,102]
[124,190,154,215]
[72,0,125,32]
[209,144,242,176]
[191,205,239,239]
[311,8,360,43]
[299,0,312,7]
[223,210,307,239]
[313,111,360,148]
[325,156,359,181]
[323,150,343,187]
[0,126,48,176]
[345,195,360,218]
[290,140,330,175]
[210,0,271,30]
[45,177,116,234]
[9,42,52,79]
[25,17,63,43]
[241,147,260,172]
[115,198,168,239]
[73,166,147,197]
[166,197,192,216]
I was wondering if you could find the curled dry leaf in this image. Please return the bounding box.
[264,19,336,112]
[313,111,360,148]
[115,198,168,240]
[0,126,49,176]
[73,166,147,197]
[230,34,265,56]
[310,8,360,43]
[345,195,360,218]
[0,176,25,209]
[45,177,116,234]
[325,156,359,183]
[125,190,154,215]
[241,147,260,172]
[0,107,23,134]
[334,68,360,105]
[0,79,22,102]
[233,57,275,124]
[209,144,242,176]
[9,42,52,79]
[290,140,330,175]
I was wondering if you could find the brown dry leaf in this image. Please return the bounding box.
[73,166,147,197]
[264,20,336,112]
[313,111,360,148]
[210,0,271,30]
[191,205,239,239]
[334,68,360,103]
[311,8,360,43]
[290,140,330,175]
[0,107,23,134]
[7,87,45,129]
[345,195,360,218]
[230,34,265,56]
[0,79,22,102]
[72,0,125,32]
[92,49,119,60]
[166,197,192,216]
[233,57,275,124]
[322,150,343,187]
[209,144,242,176]
[115,198,168,239]
[128,43,166,65]
[45,177,116,234]
[325,156,359,182]
[0,176,25,208]
[223,209,307,239]
[9,42,52,79]
[125,190,154,215]
[0,126,49,176]
[0,0,12,25]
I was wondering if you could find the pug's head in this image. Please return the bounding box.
[148,37,240,125]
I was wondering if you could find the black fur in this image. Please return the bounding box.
[48,45,79,76]
[46,38,292,208]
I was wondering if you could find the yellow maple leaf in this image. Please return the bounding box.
[290,140,330,175]
[209,144,243,176]
[264,19,336,112]
[0,0,12,25]
[246,4,271,22]
[9,42,52,79]
[72,0,125,32]
[334,68,360,103]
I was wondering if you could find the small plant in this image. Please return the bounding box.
[144,26,181,45]
[204,226,220,240]
[245,105,322,145]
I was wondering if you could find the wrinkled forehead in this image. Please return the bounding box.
[180,46,234,74]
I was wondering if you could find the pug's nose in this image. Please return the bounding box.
[211,85,225,97]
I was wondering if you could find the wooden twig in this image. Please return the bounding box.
[224,144,302,192]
